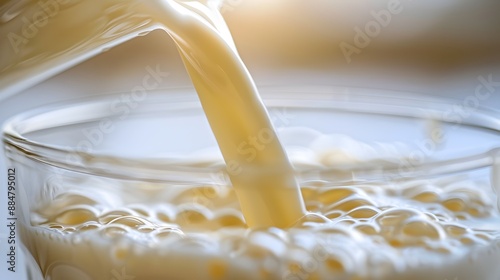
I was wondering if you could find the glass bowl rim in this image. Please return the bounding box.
[2,85,500,183]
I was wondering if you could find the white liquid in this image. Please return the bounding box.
[2,1,500,279]
[22,147,500,279]
[2,0,305,228]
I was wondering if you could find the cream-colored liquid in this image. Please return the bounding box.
[3,1,500,279]
[1,0,305,228]
[22,159,500,279]
[146,0,306,228]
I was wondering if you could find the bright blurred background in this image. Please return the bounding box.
[1,0,500,279]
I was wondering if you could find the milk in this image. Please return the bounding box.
[22,161,500,279]
[2,0,305,228]
[2,0,500,279]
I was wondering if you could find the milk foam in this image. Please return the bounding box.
[22,146,500,280]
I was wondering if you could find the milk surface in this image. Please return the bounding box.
[3,1,500,279]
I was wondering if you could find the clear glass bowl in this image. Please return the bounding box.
[3,87,500,280]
